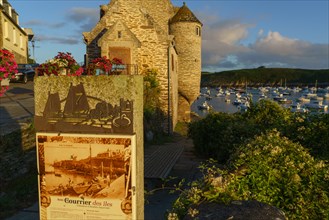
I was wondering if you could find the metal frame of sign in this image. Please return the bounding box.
[36,132,136,220]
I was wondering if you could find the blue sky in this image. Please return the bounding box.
[10,0,329,72]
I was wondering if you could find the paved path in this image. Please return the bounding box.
[0,82,34,135]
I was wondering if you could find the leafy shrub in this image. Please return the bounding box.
[225,130,329,219]
[244,99,293,130]
[188,112,255,163]
[143,69,166,142]
[286,113,329,160]
[170,131,329,219]
[188,99,329,162]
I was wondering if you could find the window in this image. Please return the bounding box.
[20,34,23,49]
[4,20,9,39]
[13,28,17,45]
[118,31,122,38]
[196,26,201,36]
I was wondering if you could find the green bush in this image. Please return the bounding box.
[225,130,329,219]
[285,113,329,160]
[143,69,167,143]
[170,131,329,219]
[188,99,329,162]
[188,100,293,163]
[244,99,293,130]
[188,112,255,163]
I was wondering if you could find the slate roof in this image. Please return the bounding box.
[170,2,202,25]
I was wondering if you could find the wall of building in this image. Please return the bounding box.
[84,0,173,127]
[140,0,175,34]
[0,5,28,63]
[168,43,179,131]
[0,12,3,49]
[170,22,202,121]
[84,0,202,127]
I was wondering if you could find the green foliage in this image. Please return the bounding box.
[244,99,293,129]
[170,131,329,219]
[143,69,167,142]
[189,100,295,163]
[229,131,329,219]
[174,122,189,137]
[174,89,329,219]
[188,112,254,163]
[143,68,161,116]
[286,113,329,160]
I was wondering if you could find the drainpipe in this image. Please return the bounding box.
[167,43,171,134]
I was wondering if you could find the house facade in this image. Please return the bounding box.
[0,0,32,64]
[83,0,202,132]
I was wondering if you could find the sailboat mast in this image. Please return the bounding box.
[89,145,93,176]
[101,161,104,178]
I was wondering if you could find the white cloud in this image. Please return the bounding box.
[202,19,253,68]
[240,31,329,69]
[201,20,329,71]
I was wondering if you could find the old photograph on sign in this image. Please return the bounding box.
[36,133,136,220]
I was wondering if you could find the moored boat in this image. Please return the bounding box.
[198,101,211,110]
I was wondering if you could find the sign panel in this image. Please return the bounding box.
[34,82,134,134]
[36,133,136,220]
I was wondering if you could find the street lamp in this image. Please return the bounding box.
[31,38,35,62]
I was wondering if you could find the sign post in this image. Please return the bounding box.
[34,75,144,219]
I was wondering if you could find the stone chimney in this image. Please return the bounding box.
[12,9,19,24]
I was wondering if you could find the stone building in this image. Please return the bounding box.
[0,0,33,64]
[83,0,202,132]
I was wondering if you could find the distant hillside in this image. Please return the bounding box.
[201,68,329,87]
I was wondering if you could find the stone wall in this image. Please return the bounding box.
[170,22,202,121]
[140,0,175,33]
[168,44,179,131]
[0,12,3,49]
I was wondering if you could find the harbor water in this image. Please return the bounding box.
[191,87,329,117]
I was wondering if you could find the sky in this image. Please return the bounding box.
[10,0,329,72]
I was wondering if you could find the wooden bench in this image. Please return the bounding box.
[144,143,184,179]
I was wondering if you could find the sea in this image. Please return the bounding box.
[191,87,329,117]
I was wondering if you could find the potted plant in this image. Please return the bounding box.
[0,49,18,96]
[87,56,124,75]
[36,52,83,76]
